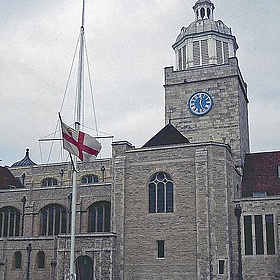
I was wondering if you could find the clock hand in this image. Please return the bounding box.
[199,95,203,110]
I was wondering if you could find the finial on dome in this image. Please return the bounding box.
[193,0,215,21]
[11,148,37,167]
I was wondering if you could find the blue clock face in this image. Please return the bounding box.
[188,91,213,116]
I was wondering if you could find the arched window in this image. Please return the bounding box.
[81,174,98,184]
[0,206,20,237]
[37,251,45,268]
[200,7,205,19]
[14,251,22,268]
[207,7,211,18]
[40,204,67,236]
[76,255,93,280]
[41,178,58,187]
[88,201,110,232]
[148,172,174,213]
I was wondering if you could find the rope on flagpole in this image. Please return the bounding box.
[69,153,78,173]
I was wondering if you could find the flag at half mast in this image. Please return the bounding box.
[60,120,101,162]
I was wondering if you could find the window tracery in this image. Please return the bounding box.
[148,172,174,213]
[88,201,111,232]
[40,204,67,236]
[41,178,58,187]
[81,174,98,184]
[0,206,20,237]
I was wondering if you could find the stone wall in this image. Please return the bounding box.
[0,159,114,280]
[164,57,249,166]
[234,198,280,280]
[112,141,238,279]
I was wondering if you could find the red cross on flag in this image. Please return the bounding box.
[61,121,101,162]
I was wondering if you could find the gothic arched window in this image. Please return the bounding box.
[0,206,20,237]
[40,204,67,236]
[88,201,111,233]
[41,178,58,187]
[14,251,22,268]
[81,174,98,184]
[37,251,45,268]
[148,172,174,213]
[76,255,93,280]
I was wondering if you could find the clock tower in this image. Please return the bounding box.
[165,0,249,166]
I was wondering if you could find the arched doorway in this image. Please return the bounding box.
[75,255,93,280]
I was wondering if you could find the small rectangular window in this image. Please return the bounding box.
[218,259,225,274]
[252,191,267,198]
[157,240,165,258]
[278,166,280,178]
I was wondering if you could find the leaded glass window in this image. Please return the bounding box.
[149,172,174,213]
[266,214,275,254]
[88,201,111,232]
[0,206,20,237]
[244,215,253,255]
[41,178,58,187]
[81,174,98,184]
[243,214,276,255]
[255,215,264,254]
[40,204,67,236]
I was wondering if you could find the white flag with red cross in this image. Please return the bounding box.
[60,120,101,162]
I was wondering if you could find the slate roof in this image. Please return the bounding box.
[242,151,280,197]
[11,148,37,167]
[0,166,23,189]
[142,122,190,148]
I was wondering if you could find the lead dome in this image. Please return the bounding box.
[11,148,37,167]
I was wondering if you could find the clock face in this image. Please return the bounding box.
[188,91,213,116]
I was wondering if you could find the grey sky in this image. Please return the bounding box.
[0,0,279,166]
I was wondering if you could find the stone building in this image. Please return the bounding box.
[0,0,279,279]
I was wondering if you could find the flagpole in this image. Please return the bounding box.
[69,0,86,278]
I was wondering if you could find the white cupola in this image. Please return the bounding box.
[173,0,238,70]
[193,0,215,20]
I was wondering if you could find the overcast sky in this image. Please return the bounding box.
[0,0,279,166]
